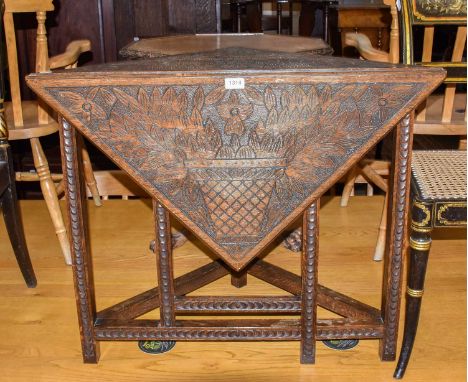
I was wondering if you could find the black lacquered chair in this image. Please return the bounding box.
[395,150,467,378]
[0,128,37,288]
[0,0,36,288]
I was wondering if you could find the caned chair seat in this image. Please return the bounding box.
[412,150,467,201]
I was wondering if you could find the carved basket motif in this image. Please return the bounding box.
[186,158,286,243]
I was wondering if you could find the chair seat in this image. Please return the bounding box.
[412,150,467,201]
[6,101,59,140]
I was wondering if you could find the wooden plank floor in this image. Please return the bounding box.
[0,197,465,382]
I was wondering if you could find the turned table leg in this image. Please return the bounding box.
[138,203,178,354]
[394,200,432,379]
[60,118,100,363]
[300,201,319,364]
[379,114,413,361]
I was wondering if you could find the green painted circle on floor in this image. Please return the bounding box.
[138,340,176,354]
[322,339,359,350]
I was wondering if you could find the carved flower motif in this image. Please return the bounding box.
[367,85,413,122]
[217,92,253,136]
[59,88,107,122]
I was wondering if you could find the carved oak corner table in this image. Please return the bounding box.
[26,48,444,368]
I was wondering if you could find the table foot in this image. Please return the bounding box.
[138,340,176,354]
[231,270,248,288]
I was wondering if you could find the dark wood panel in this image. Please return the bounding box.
[168,0,196,34]
[113,0,136,55]
[133,0,168,37]
[100,0,118,62]
[47,0,103,64]
[195,0,220,33]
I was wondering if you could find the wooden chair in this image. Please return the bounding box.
[85,170,147,200]
[3,0,101,265]
[341,0,466,260]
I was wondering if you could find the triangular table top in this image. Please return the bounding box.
[27,48,444,270]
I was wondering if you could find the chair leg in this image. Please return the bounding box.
[288,0,293,35]
[81,143,101,206]
[2,185,37,287]
[373,192,388,261]
[55,179,65,197]
[340,167,357,207]
[30,137,72,265]
[1,143,36,287]
[360,163,388,193]
[276,2,283,34]
[394,204,432,379]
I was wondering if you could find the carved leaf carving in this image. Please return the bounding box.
[205,86,226,105]
[264,86,276,110]
[194,87,205,110]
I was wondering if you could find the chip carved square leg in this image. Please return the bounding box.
[300,201,319,364]
[59,117,100,363]
[379,113,413,361]
[394,199,433,379]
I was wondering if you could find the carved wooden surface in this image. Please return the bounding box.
[27,48,444,270]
